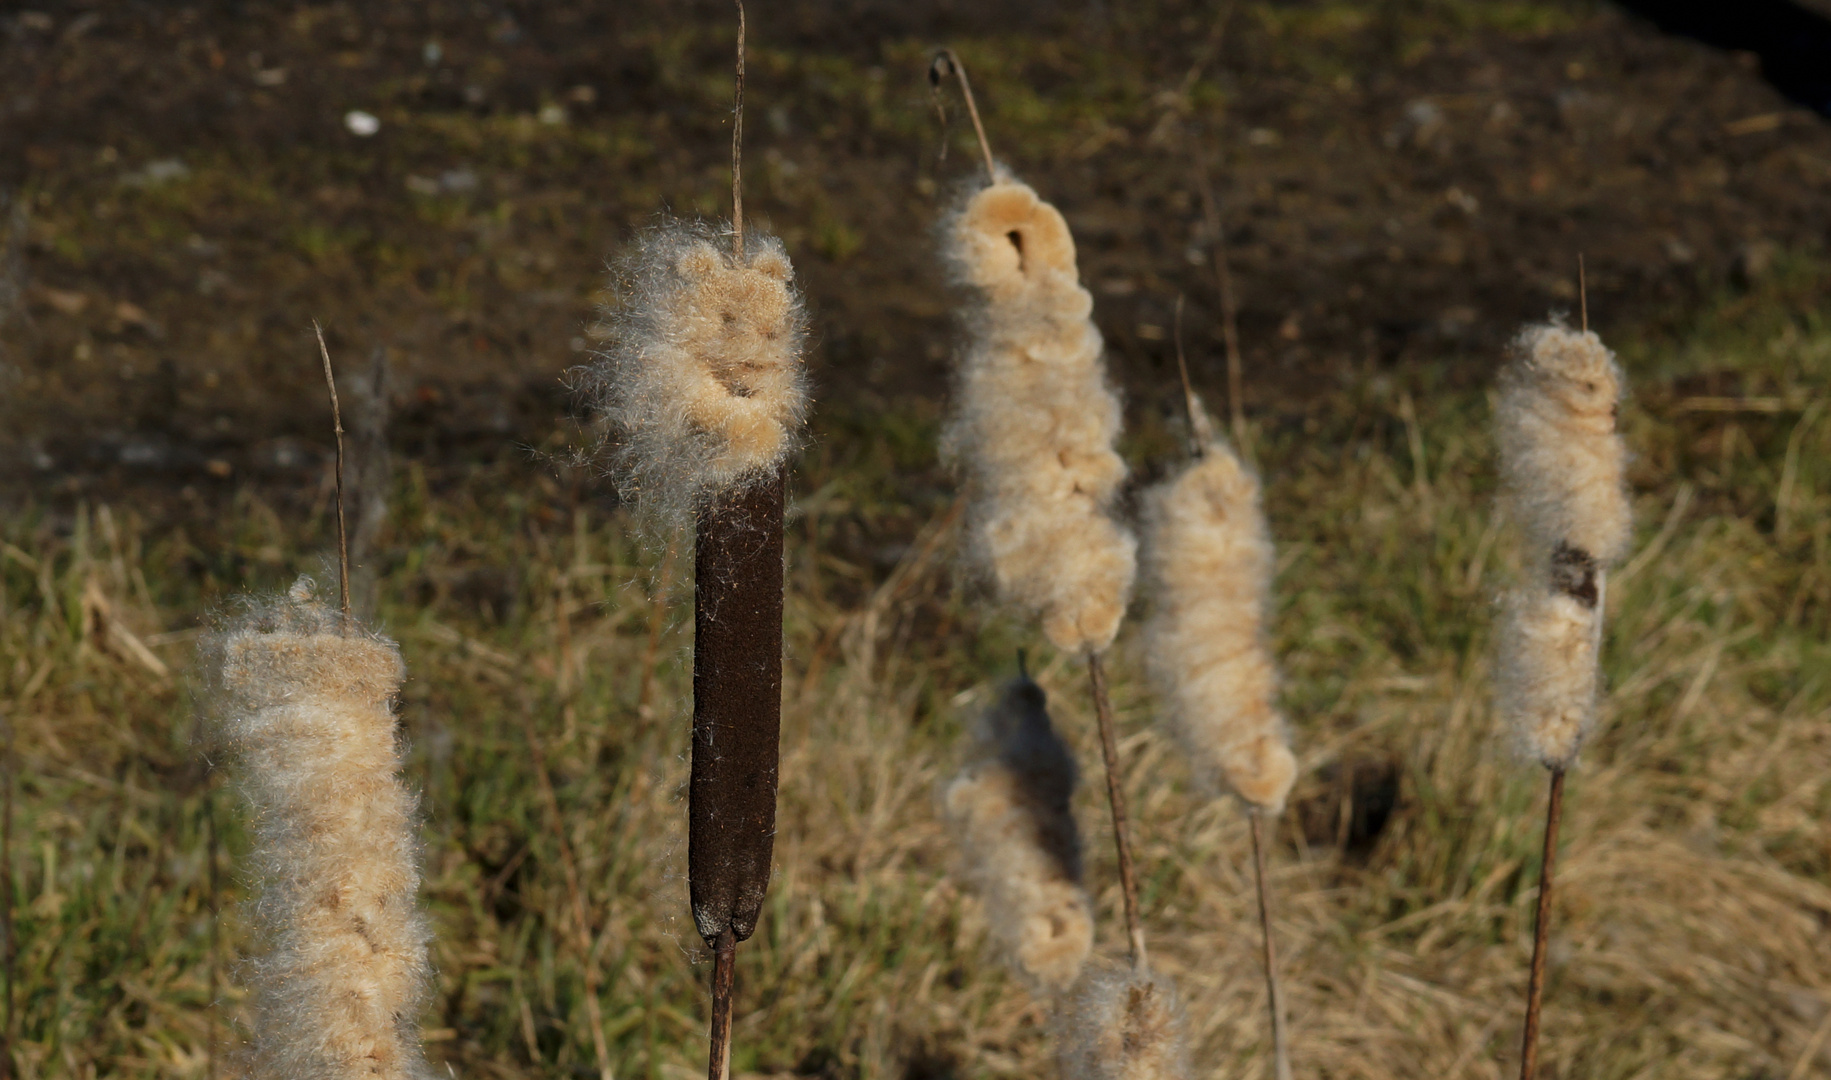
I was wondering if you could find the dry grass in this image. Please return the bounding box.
[3,259,1829,1080]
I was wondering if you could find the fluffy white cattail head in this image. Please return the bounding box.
[1495,324,1631,565]
[1057,963,1192,1080]
[1497,585,1599,767]
[1494,322,1631,769]
[940,174,1136,654]
[204,579,435,1080]
[941,676,1093,994]
[589,222,810,528]
[1142,440,1297,813]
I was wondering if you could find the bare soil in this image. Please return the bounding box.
[2,0,1828,526]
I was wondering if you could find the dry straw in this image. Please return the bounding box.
[588,6,808,1079]
[203,581,434,1080]
[942,675,1093,994]
[1496,268,1631,1079]
[932,50,1145,967]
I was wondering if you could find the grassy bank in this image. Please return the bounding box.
[3,251,1827,1078]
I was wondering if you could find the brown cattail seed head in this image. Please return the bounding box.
[1142,441,1297,813]
[204,581,435,1080]
[589,221,810,530]
[940,174,1136,655]
[941,677,1093,994]
[1057,962,1193,1080]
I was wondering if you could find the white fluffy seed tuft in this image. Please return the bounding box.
[1495,323,1631,564]
[203,580,435,1080]
[586,220,810,531]
[1142,440,1297,812]
[1496,585,1600,767]
[1057,961,1192,1080]
[940,174,1136,654]
[1494,321,1631,769]
[941,677,1093,994]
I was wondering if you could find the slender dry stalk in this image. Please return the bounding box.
[1193,149,1245,450]
[1250,812,1292,1080]
[1087,653,1145,968]
[519,699,614,1080]
[2,705,12,1080]
[1519,767,1565,1080]
[1146,357,1297,1078]
[928,49,996,182]
[1496,273,1630,1078]
[205,781,219,1080]
[314,322,350,617]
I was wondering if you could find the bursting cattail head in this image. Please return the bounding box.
[588,221,810,529]
[1494,321,1631,769]
[1142,440,1297,813]
[1497,585,1599,768]
[941,676,1093,994]
[203,578,436,1080]
[1495,323,1631,565]
[940,174,1136,654]
[1058,962,1193,1080]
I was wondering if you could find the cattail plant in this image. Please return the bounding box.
[942,674,1094,995]
[203,579,434,1080]
[1058,963,1192,1080]
[1494,277,1630,1079]
[931,51,1146,968]
[199,332,436,1080]
[586,6,809,1077]
[1141,316,1297,1080]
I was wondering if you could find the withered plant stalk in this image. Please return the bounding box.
[1497,265,1629,1080]
[314,322,350,617]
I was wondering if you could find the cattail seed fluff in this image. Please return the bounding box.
[206,583,434,1080]
[941,677,1093,993]
[1058,963,1192,1080]
[940,175,1136,654]
[1494,324,1631,564]
[1142,438,1297,813]
[1494,323,1631,768]
[590,222,810,526]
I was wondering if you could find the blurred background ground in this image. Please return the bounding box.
[1,2,1829,1079]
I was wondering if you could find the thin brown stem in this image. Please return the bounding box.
[205,783,219,1080]
[731,0,746,261]
[522,705,614,1080]
[1086,651,1146,969]
[930,49,996,182]
[1519,766,1567,1080]
[314,322,350,619]
[1172,294,1214,456]
[1578,254,1588,334]
[2,708,13,1080]
[707,930,738,1080]
[1192,152,1246,451]
[1250,811,1292,1080]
